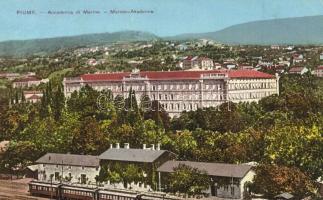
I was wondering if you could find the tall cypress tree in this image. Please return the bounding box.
[15,90,19,104]
[21,90,26,103]
[51,83,65,121]
[125,88,141,125]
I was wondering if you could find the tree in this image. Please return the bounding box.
[144,100,171,130]
[168,164,211,196]
[0,141,39,176]
[67,85,108,120]
[264,125,323,179]
[51,83,65,121]
[122,164,145,187]
[251,164,316,199]
[71,116,106,155]
[172,130,197,160]
[142,119,171,146]
[124,89,142,125]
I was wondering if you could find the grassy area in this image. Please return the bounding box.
[0,79,9,89]
[48,68,73,80]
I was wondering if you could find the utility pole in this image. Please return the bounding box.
[61,160,64,184]
[50,174,53,200]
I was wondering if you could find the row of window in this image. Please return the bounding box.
[100,194,134,200]
[63,189,93,197]
[31,185,56,192]
[152,93,226,101]
[160,103,199,111]
[43,164,99,171]
[228,92,274,100]
[67,83,226,93]
[66,81,277,95]
[229,82,276,90]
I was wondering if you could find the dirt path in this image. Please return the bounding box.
[0,179,49,200]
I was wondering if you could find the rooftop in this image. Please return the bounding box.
[13,76,40,83]
[289,66,306,72]
[36,153,100,167]
[274,192,294,199]
[157,160,253,178]
[23,90,42,94]
[78,70,274,82]
[27,94,42,100]
[99,144,172,163]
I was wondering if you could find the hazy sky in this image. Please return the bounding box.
[1,0,323,41]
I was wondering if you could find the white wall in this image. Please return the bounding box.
[240,170,256,198]
[202,170,256,200]
[64,76,279,118]
[37,164,100,185]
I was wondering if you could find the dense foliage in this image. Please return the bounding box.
[0,73,322,198]
[167,164,211,196]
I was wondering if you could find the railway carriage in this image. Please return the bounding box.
[29,181,180,200]
[29,181,60,198]
[61,185,97,200]
[97,190,137,200]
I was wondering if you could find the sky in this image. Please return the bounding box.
[1,0,323,41]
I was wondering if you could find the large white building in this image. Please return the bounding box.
[63,70,279,117]
[13,76,49,88]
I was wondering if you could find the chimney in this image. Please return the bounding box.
[124,143,130,149]
[151,144,155,150]
[116,143,120,149]
[143,144,146,150]
[157,143,161,151]
[110,144,113,149]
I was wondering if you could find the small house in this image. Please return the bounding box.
[288,67,309,75]
[35,153,100,185]
[157,161,255,200]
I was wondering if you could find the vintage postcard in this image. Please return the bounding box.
[0,0,322,199]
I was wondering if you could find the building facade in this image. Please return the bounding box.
[157,161,255,200]
[99,143,176,192]
[13,76,49,88]
[313,66,323,77]
[63,70,279,117]
[23,91,43,103]
[36,153,100,185]
[288,67,309,75]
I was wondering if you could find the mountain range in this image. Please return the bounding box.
[1,15,323,57]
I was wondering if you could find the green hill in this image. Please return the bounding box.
[2,15,323,57]
[170,15,323,45]
[0,31,159,57]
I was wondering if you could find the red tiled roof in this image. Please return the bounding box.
[289,67,304,72]
[183,56,193,61]
[80,70,274,82]
[228,70,274,78]
[317,66,323,70]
